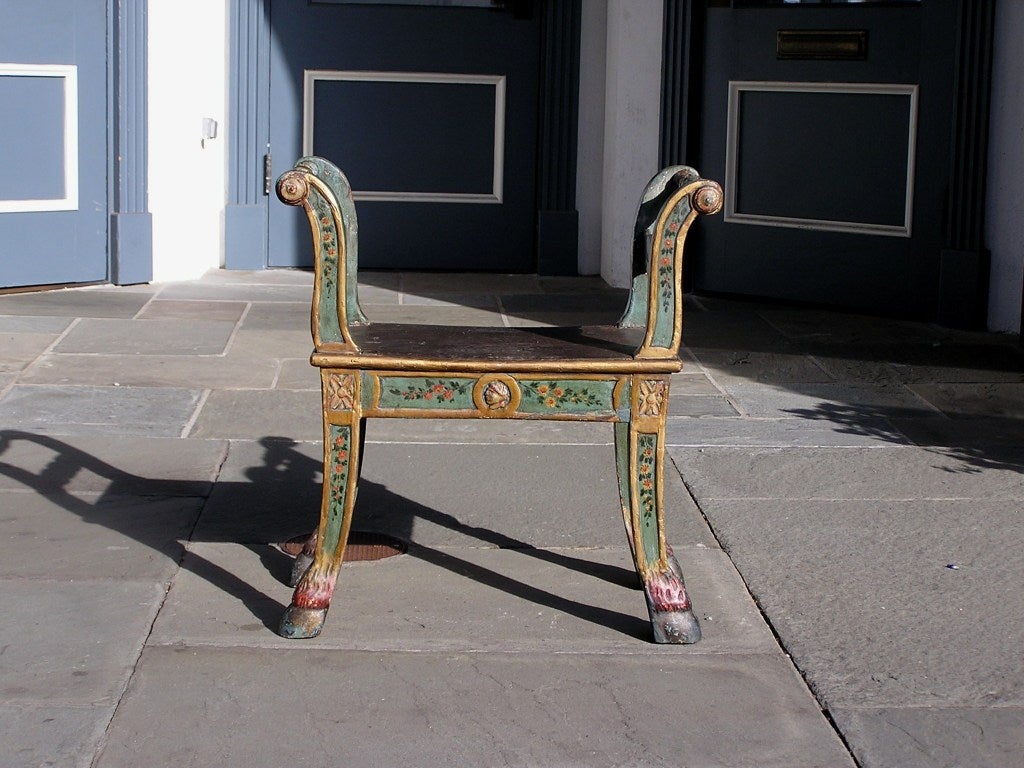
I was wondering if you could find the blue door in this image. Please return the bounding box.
[0,0,108,288]
[267,1,541,271]
[693,0,980,322]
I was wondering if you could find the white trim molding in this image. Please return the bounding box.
[302,69,506,204]
[0,63,79,213]
[725,80,918,238]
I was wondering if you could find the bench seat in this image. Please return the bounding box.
[274,156,722,644]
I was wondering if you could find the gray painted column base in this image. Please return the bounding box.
[111,212,153,285]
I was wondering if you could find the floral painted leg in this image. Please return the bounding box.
[287,418,365,588]
[613,377,701,644]
[279,416,361,638]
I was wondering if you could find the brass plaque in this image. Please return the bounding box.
[777,30,868,61]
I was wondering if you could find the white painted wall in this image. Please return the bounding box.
[986,3,1024,334]
[599,0,664,288]
[148,0,228,283]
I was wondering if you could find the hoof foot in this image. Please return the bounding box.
[650,608,701,644]
[289,552,314,588]
[279,606,327,639]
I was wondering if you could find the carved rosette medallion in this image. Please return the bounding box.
[472,374,521,417]
[637,379,667,417]
[326,373,356,412]
[694,182,723,216]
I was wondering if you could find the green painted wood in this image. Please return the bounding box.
[323,424,353,554]
[376,377,476,410]
[516,379,616,415]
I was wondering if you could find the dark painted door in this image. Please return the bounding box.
[268,1,541,271]
[694,0,963,319]
[0,0,108,288]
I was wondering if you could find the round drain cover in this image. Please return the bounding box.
[280,531,407,562]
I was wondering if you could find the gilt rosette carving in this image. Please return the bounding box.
[637,379,666,417]
[326,373,356,411]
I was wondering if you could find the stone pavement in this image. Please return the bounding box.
[1,269,1021,767]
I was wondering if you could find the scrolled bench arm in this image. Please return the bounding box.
[276,157,367,352]
[619,167,723,359]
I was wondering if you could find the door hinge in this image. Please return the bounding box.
[263,152,272,196]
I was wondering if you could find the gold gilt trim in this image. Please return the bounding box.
[305,175,356,352]
[637,181,702,359]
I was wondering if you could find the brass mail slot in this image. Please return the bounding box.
[777,30,868,61]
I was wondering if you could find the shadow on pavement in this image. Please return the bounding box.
[0,430,647,639]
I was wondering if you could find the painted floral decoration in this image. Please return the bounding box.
[637,434,657,520]
[524,381,600,408]
[388,379,470,403]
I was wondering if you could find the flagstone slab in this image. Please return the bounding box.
[0,315,75,332]
[0,289,154,318]
[193,439,716,549]
[54,318,236,355]
[240,302,311,332]
[20,351,279,389]
[0,491,202,581]
[187,388,321,440]
[907,381,1024,419]
[365,416,614,444]
[670,446,1024,501]
[665,416,906,448]
[0,385,204,437]
[0,434,226,496]
[96,645,851,768]
[150,543,761,654]
[192,268,313,286]
[401,271,542,294]
[135,299,247,323]
[360,305,506,326]
[156,283,314,302]
[0,579,165,705]
[397,292,499,308]
[831,706,1024,768]
[719,381,933,419]
[274,358,320,390]
[695,498,1024,709]
[1,703,111,768]
[228,328,314,359]
[0,331,59,372]
[691,348,834,384]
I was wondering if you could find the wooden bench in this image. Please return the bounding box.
[275,156,722,643]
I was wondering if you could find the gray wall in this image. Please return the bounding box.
[986,1,1024,333]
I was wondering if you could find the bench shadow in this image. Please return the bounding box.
[0,430,648,640]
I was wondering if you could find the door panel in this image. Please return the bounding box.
[0,0,108,288]
[269,2,541,271]
[694,1,959,318]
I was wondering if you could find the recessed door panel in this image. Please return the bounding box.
[694,1,960,318]
[0,0,108,288]
[269,2,541,271]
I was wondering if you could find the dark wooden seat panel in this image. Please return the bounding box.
[313,323,680,373]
